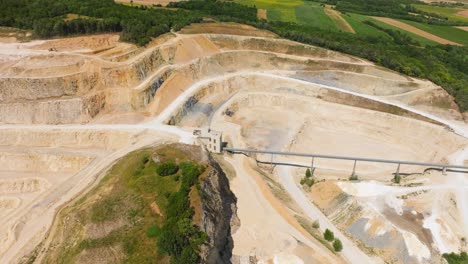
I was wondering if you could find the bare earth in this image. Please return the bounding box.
[324,5,355,33]
[372,16,462,46]
[257,9,267,20]
[456,26,468,32]
[457,9,468,18]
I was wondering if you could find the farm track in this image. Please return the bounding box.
[372,17,462,46]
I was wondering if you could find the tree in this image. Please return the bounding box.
[324,228,334,241]
[333,239,343,252]
[156,161,179,176]
[394,174,401,184]
[306,168,312,178]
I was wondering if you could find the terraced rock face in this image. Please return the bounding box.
[0,23,467,264]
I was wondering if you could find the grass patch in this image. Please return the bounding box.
[295,2,339,31]
[236,0,303,22]
[341,13,393,38]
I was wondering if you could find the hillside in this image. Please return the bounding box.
[27,144,237,264]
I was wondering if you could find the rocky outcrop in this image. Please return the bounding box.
[199,155,238,264]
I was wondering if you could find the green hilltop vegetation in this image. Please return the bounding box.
[1,0,467,111]
[32,145,209,264]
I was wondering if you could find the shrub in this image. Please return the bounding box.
[324,229,334,241]
[156,161,179,176]
[146,225,160,238]
[333,239,343,252]
[306,168,312,178]
[349,174,359,181]
[300,178,306,185]
[394,174,401,184]
[312,220,320,229]
[306,178,315,187]
[442,252,468,264]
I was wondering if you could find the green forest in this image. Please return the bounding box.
[0,0,467,111]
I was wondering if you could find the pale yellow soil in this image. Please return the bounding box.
[456,26,468,31]
[372,16,462,45]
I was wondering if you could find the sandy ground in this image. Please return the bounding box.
[456,26,468,32]
[324,6,355,33]
[372,17,462,46]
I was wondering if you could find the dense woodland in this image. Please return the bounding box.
[0,0,202,45]
[0,0,467,110]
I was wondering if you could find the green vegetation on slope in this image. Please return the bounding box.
[442,252,468,264]
[35,145,209,264]
[397,19,468,46]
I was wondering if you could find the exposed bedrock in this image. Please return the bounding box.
[198,155,238,264]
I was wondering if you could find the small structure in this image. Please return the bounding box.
[193,128,222,153]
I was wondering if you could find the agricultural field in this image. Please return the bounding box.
[398,19,468,46]
[236,0,302,22]
[236,0,455,45]
[341,13,439,46]
[341,13,394,38]
[236,0,345,30]
[414,4,468,23]
[295,2,339,30]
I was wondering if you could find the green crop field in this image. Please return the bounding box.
[295,2,339,30]
[341,13,391,38]
[341,13,438,45]
[413,4,468,23]
[236,0,302,22]
[236,0,340,30]
[368,18,439,46]
[398,19,468,46]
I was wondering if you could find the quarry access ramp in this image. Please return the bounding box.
[223,148,468,173]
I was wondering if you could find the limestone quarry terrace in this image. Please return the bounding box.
[0,23,467,264]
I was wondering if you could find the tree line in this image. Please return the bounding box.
[0,0,202,45]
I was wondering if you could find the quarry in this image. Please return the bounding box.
[0,22,467,264]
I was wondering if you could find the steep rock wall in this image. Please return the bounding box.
[199,155,238,264]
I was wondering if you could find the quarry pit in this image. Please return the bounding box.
[0,23,467,264]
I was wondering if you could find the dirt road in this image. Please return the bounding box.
[372,17,462,46]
